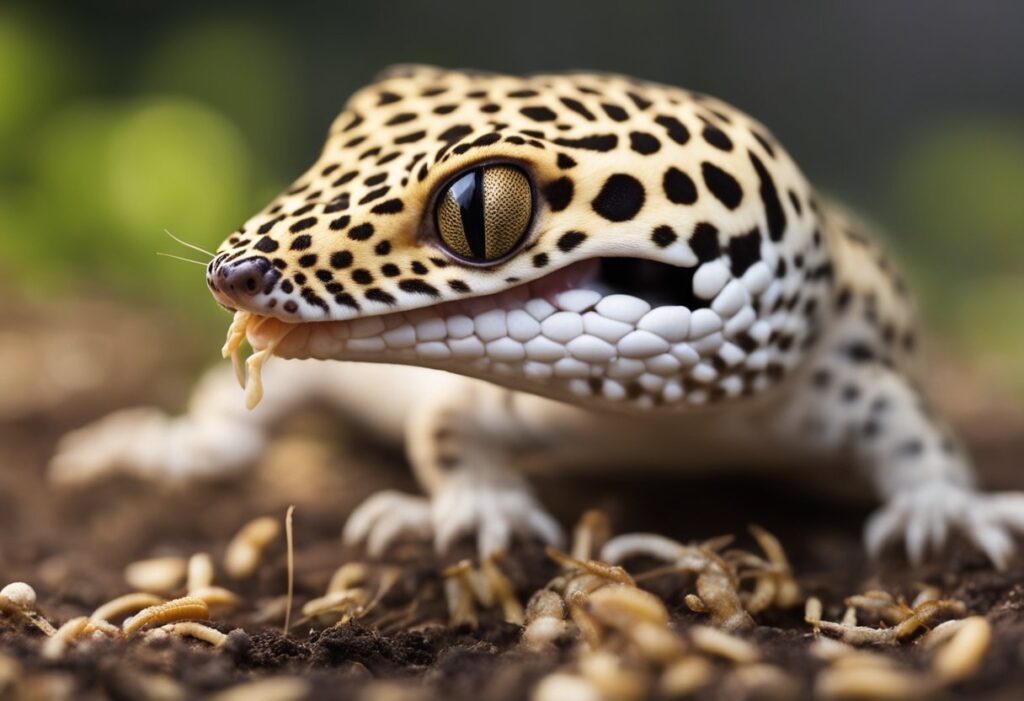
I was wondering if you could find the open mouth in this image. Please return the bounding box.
[225,256,769,410]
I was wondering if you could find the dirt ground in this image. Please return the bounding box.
[1,297,1023,701]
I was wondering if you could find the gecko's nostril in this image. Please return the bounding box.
[214,256,278,297]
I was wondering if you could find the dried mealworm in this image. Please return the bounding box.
[327,563,368,594]
[41,617,91,659]
[224,515,280,579]
[209,677,312,701]
[161,621,228,647]
[443,560,478,627]
[124,557,187,594]
[571,510,611,562]
[123,596,210,636]
[534,673,603,701]
[932,616,991,683]
[91,593,166,623]
[189,586,241,609]
[186,553,215,592]
[660,655,714,697]
[689,625,759,665]
[815,666,932,700]
[578,649,650,701]
[482,555,525,625]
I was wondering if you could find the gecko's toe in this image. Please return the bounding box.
[343,490,432,556]
[866,485,1024,570]
[431,480,563,559]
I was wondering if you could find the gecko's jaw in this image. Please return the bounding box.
[236,254,776,410]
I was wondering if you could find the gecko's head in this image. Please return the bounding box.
[210,65,826,410]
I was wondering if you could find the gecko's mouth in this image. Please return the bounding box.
[225,256,761,409]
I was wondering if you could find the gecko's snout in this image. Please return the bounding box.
[209,256,279,307]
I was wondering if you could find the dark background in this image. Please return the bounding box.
[2,0,1022,398]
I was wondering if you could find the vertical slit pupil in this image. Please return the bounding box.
[449,169,487,258]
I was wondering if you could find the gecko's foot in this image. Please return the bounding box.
[431,476,564,558]
[342,490,433,556]
[866,483,1024,569]
[49,408,170,485]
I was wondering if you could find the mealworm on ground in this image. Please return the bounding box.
[932,616,991,683]
[224,516,281,579]
[124,557,187,594]
[186,553,215,592]
[161,621,228,647]
[91,593,166,623]
[689,626,759,664]
[122,596,210,636]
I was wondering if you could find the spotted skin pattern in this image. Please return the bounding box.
[53,66,1024,568]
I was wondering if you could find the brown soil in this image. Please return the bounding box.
[2,298,1023,700]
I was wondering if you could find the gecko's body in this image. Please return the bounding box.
[52,66,1024,566]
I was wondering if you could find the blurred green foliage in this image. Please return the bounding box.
[0,4,1020,395]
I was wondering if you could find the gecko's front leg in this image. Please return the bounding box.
[343,377,563,558]
[779,344,1024,568]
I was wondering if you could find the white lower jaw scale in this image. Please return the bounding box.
[252,268,769,410]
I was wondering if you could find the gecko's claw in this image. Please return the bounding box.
[432,478,564,558]
[865,483,1024,570]
[342,490,432,556]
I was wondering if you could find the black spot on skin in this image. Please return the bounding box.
[280,280,294,293]
[626,91,652,110]
[789,190,803,216]
[448,279,470,293]
[332,172,358,187]
[752,129,776,158]
[543,177,574,212]
[398,279,440,297]
[374,240,391,255]
[411,261,429,275]
[480,103,500,114]
[592,174,645,222]
[365,288,396,305]
[844,342,876,363]
[749,151,787,241]
[341,113,363,132]
[533,253,549,268]
[601,103,628,121]
[283,300,298,313]
[472,132,501,147]
[553,134,618,152]
[352,269,373,285]
[508,89,538,98]
[557,231,586,253]
[520,106,557,122]
[629,131,660,155]
[329,215,351,231]
[290,235,312,251]
[727,228,762,276]
[556,153,576,169]
[298,254,317,267]
[334,292,360,308]
[377,91,401,105]
[702,125,733,151]
[316,270,333,282]
[651,226,677,248]
[433,104,457,115]
[254,236,278,253]
[371,198,404,215]
[323,197,350,214]
[811,369,831,388]
[385,112,417,126]
[394,130,426,145]
[330,251,353,269]
[439,125,472,143]
[663,167,698,205]
[689,223,721,262]
[559,97,596,121]
[348,224,374,241]
[842,384,861,402]
[358,186,390,205]
[289,217,317,233]
[344,135,367,148]
[381,263,400,277]
[701,162,743,209]
[302,288,329,312]
[654,115,690,144]
[364,173,387,186]
[257,217,283,235]
[293,202,316,215]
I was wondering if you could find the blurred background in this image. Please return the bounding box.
[1,0,1022,422]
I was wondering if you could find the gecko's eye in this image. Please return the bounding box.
[435,164,533,264]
